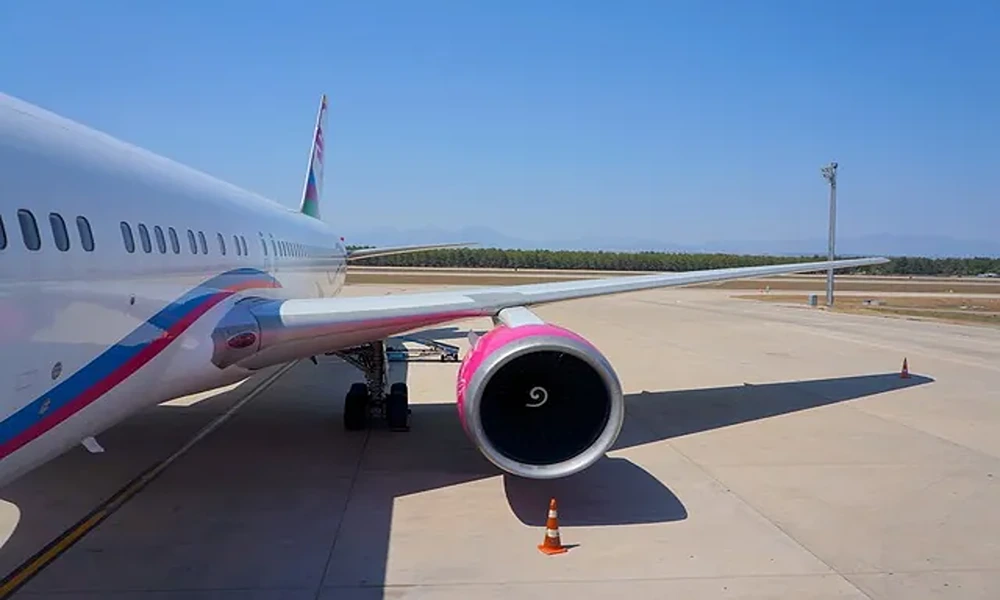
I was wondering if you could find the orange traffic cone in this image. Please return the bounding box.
[538,497,568,555]
[900,358,910,379]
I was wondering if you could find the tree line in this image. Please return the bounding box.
[347,246,1000,277]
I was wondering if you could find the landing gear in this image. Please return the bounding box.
[331,340,410,432]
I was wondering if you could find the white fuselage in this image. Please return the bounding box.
[0,94,348,486]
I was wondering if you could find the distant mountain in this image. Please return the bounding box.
[698,234,1000,258]
[342,225,718,253]
[340,226,1000,258]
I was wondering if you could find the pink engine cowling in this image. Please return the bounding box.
[455,323,625,479]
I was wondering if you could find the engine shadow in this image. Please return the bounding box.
[502,457,687,526]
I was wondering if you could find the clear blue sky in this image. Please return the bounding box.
[1,1,998,251]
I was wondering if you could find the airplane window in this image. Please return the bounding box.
[217,233,226,255]
[18,209,41,251]
[121,222,135,253]
[154,226,167,254]
[240,236,248,256]
[232,235,241,256]
[137,223,152,253]
[76,216,94,251]
[168,227,180,254]
[270,237,277,256]
[260,233,268,256]
[49,213,70,251]
[198,231,208,254]
[0,215,6,250]
[187,229,198,254]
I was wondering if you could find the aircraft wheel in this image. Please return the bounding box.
[386,383,409,432]
[344,383,370,431]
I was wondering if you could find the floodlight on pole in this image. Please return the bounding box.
[821,161,838,306]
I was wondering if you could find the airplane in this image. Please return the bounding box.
[0,92,887,487]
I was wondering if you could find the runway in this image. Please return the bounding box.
[1,284,998,599]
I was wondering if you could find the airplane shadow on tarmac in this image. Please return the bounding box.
[0,350,934,597]
[503,372,933,528]
[324,367,934,596]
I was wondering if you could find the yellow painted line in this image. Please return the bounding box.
[0,361,298,598]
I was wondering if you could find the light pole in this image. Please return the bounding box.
[821,161,838,306]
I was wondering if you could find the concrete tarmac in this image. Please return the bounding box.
[1,285,998,599]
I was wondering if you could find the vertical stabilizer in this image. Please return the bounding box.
[299,94,328,219]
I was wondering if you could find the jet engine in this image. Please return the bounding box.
[456,318,625,479]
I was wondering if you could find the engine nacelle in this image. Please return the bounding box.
[456,322,625,479]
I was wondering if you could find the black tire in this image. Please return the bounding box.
[386,383,409,432]
[344,383,369,431]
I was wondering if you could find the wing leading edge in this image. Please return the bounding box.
[225,256,888,369]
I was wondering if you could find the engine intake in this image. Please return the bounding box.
[456,323,625,479]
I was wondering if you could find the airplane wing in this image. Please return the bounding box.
[217,256,888,369]
[346,242,476,261]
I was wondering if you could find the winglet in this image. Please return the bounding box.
[299,94,328,219]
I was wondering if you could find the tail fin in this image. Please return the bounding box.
[299,94,328,219]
